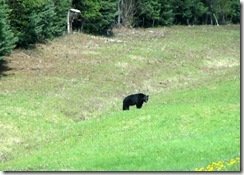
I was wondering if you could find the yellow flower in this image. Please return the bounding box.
[207,166,214,171]
[195,157,240,171]
[227,157,240,167]
[195,167,204,171]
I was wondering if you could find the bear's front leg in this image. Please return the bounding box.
[136,102,143,109]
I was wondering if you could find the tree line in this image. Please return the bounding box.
[0,0,240,59]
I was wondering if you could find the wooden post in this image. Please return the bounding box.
[67,10,71,34]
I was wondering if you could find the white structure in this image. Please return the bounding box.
[67,8,81,34]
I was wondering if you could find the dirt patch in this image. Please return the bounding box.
[202,58,239,72]
[113,27,169,40]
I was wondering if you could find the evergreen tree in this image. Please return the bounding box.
[210,0,240,24]
[230,0,240,24]
[136,0,161,27]
[0,0,17,59]
[35,2,56,42]
[172,0,208,25]
[158,0,174,25]
[1,0,71,49]
[6,0,38,47]
[98,0,118,34]
[72,0,101,33]
[2,0,240,45]
[53,0,71,36]
[72,0,118,35]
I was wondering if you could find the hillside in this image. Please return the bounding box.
[0,25,240,171]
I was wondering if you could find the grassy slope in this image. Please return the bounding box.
[0,25,240,171]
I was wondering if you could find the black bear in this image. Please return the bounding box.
[123,93,149,110]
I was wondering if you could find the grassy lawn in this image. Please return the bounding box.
[0,25,240,171]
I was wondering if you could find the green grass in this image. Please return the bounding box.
[0,25,240,171]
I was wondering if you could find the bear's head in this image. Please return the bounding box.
[143,95,149,103]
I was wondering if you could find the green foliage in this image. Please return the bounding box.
[98,0,118,34]
[158,0,174,25]
[22,2,56,45]
[209,0,239,24]
[53,0,71,36]
[230,0,240,24]
[0,0,17,59]
[0,0,240,49]
[135,0,160,27]
[123,0,240,27]
[171,0,208,25]
[6,0,71,48]
[72,0,118,34]
[136,0,175,27]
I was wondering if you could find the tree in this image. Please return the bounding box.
[230,0,240,24]
[0,0,17,59]
[135,0,161,27]
[172,0,207,25]
[158,0,174,25]
[53,0,71,36]
[2,0,240,47]
[72,0,118,35]
[200,0,239,25]
[117,0,138,27]
[35,2,56,41]
[98,0,119,34]
[6,0,42,47]
[213,0,240,24]
[6,0,71,48]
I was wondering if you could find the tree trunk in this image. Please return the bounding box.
[213,13,219,26]
[119,0,137,27]
[117,0,122,26]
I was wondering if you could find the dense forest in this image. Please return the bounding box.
[0,0,240,59]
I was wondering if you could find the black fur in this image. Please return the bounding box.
[123,93,149,110]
